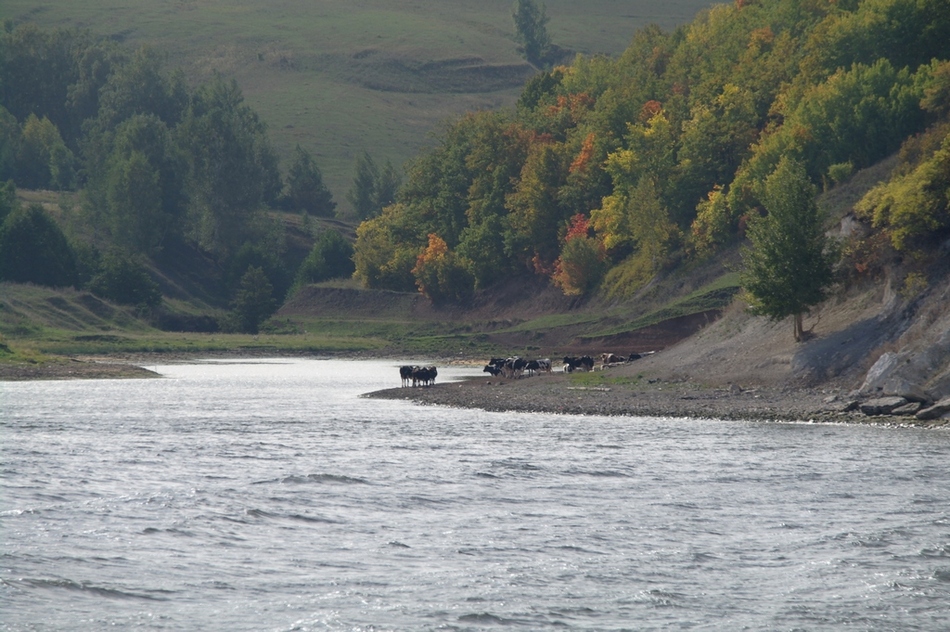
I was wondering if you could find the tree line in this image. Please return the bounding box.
[352,0,950,335]
[0,21,389,332]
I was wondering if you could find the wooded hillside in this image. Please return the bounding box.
[351,0,950,310]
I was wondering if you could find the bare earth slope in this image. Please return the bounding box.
[368,261,950,426]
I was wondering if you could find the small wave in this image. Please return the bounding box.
[12,577,172,601]
[245,508,277,519]
[920,545,950,558]
[388,540,411,548]
[257,473,372,485]
[934,568,950,582]
[475,472,499,479]
[575,469,629,478]
[639,588,687,608]
[143,527,195,537]
[555,544,606,555]
[691,551,722,563]
[458,612,522,625]
[287,513,338,524]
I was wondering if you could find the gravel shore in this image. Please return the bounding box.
[366,372,949,428]
[0,357,159,381]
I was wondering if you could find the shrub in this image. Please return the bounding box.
[0,203,78,287]
[294,229,355,287]
[87,251,162,307]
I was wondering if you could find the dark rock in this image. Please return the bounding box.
[915,397,950,421]
[890,402,923,416]
[859,396,908,416]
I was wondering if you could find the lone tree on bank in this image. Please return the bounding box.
[512,0,551,67]
[740,157,834,342]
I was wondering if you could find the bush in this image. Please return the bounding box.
[0,203,78,287]
[228,265,275,334]
[87,251,162,308]
[294,229,355,287]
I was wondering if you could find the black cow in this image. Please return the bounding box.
[412,365,437,387]
[399,365,414,387]
[483,364,502,376]
[562,356,594,372]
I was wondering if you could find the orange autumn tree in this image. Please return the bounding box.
[411,233,475,304]
[551,214,606,296]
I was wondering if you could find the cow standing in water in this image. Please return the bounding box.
[412,365,437,387]
[400,365,437,387]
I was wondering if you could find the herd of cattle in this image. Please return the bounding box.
[398,352,652,387]
[399,365,438,387]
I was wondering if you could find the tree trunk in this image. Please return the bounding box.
[793,312,803,342]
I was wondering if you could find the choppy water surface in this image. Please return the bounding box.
[2,359,949,631]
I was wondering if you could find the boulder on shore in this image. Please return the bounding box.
[915,397,950,421]
[859,396,907,416]
[882,378,933,404]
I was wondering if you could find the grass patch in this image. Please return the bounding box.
[582,273,741,339]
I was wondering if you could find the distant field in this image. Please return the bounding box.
[2,0,716,214]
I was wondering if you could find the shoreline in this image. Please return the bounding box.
[4,352,947,428]
[365,373,950,429]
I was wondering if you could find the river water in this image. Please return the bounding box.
[2,359,949,631]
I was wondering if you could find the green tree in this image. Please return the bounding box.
[177,75,281,254]
[352,204,421,291]
[0,203,77,287]
[229,265,275,334]
[105,150,164,253]
[347,152,380,220]
[87,251,161,307]
[856,128,950,251]
[294,229,355,287]
[512,0,551,67]
[16,114,75,190]
[0,180,17,225]
[285,145,335,216]
[740,157,834,342]
[0,106,20,182]
[95,46,187,129]
[375,159,401,211]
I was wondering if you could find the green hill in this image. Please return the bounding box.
[0,0,716,213]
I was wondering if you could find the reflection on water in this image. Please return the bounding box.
[2,359,949,631]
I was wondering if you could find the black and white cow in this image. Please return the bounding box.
[562,355,594,372]
[399,365,414,387]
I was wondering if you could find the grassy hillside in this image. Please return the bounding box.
[1,0,715,214]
